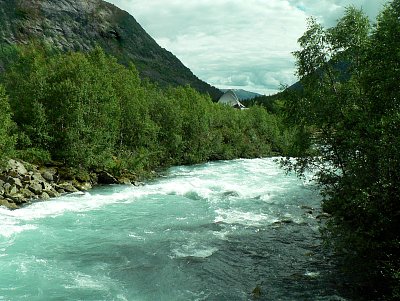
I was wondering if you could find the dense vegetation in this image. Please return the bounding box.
[0,44,292,178]
[1,1,398,299]
[0,0,222,100]
[283,1,400,299]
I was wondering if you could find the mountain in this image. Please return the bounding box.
[0,0,222,99]
[220,89,262,100]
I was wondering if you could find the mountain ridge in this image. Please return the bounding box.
[220,88,262,100]
[0,0,222,99]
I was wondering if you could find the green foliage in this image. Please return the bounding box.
[4,45,121,168]
[15,148,52,165]
[0,85,16,166]
[284,2,400,299]
[1,43,288,175]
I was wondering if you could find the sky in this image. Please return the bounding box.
[106,0,390,95]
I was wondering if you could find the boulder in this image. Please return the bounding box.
[7,159,28,175]
[97,171,118,184]
[0,198,19,209]
[56,188,66,194]
[6,177,23,188]
[44,189,60,198]
[32,173,46,183]
[40,192,50,200]
[74,182,92,191]
[118,178,131,185]
[20,188,36,199]
[0,180,4,194]
[8,170,19,178]
[28,181,43,195]
[22,174,32,183]
[5,193,28,204]
[41,181,54,192]
[3,182,12,194]
[57,182,79,193]
[41,170,54,182]
[3,183,18,195]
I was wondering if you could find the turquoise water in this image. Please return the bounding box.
[0,158,347,300]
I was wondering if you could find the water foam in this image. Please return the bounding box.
[214,208,279,226]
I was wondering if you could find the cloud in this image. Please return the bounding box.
[287,0,389,26]
[106,0,390,95]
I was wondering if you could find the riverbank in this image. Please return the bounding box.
[0,159,143,209]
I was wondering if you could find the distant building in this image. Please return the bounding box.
[218,90,246,109]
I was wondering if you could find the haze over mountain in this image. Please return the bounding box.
[220,89,262,100]
[0,0,222,99]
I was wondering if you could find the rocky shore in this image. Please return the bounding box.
[0,159,140,209]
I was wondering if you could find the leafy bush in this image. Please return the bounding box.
[283,3,400,299]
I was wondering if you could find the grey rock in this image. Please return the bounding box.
[29,182,43,195]
[8,170,19,178]
[22,174,32,182]
[57,182,79,193]
[3,182,12,194]
[44,189,60,198]
[118,178,131,185]
[9,185,18,195]
[7,159,28,175]
[0,198,19,209]
[41,181,54,192]
[32,173,46,183]
[40,192,50,200]
[6,177,23,188]
[75,182,92,191]
[97,171,118,184]
[20,188,36,199]
[5,193,28,204]
[41,170,54,182]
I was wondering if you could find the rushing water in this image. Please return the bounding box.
[0,158,347,301]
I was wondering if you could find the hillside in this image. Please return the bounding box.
[0,0,222,99]
[220,89,261,100]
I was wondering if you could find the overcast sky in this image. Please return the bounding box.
[106,0,390,95]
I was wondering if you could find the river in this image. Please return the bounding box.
[0,158,348,300]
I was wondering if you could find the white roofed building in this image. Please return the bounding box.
[218,90,246,109]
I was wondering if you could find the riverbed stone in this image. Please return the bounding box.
[22,174,32,183]
[20,188,36,199]
[57,182,79,193]
[97,171,118,184]
[41,181,54,191]
[41,170,54,182]
[8,170,19,178]
[29,181,43,195]
[7,159,28,175]
[74,182,92,191]
[0,198,18,209]
[5,193,28,204]
[118,178,131,185]
[45,189,60,198]
[6,177,23,188]
[40,192,50,200]
[3,182,11,194]
[32,172,46,183]
[10,185,18,195]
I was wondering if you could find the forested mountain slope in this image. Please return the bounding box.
[0,0,222,99]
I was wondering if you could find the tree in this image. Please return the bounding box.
[0,85,15,165]
[284,4,400,299]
